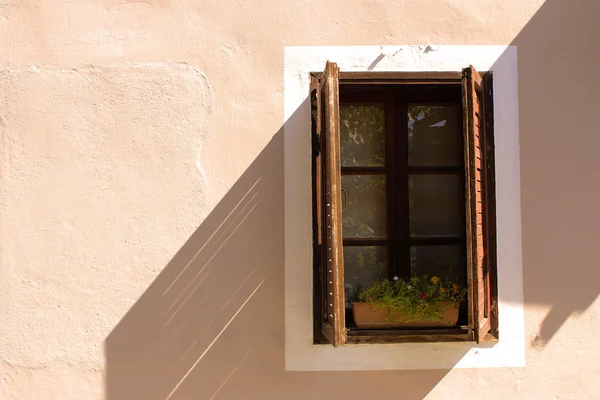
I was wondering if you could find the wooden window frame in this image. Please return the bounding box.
[312,66,499,346]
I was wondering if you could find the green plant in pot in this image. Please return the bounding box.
[352,275,467,329]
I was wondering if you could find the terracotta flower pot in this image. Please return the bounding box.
[351,301,459,329]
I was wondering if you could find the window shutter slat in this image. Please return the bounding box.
[319,61,346,347]
[463,66,492,343]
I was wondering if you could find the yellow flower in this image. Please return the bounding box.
[440,288,446,294]
[431,276,439,284]
[453,284,459,293]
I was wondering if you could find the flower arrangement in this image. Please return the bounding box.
[357,275,467,324]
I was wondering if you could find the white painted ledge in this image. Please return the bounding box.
[284,45,524,371]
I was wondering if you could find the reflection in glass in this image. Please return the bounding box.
[340,105,385,167]
[342,175,387,238]
[344,246,387,307]
[409,175,462,237]
[408,105,461,167]
[410,245,465,287]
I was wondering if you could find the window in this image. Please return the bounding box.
[311,61,498,346]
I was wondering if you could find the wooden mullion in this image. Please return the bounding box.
[343,238,388,246]
[341,167,386,175]
[385,96,397,280]
[406,101,460,107]
[408,166,464,174]
[409,237,464,246]
[338,95,387,104]
[396,98,410,278]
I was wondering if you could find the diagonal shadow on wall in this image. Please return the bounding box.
[105,1,600,398]
[505,0,600,347]
[105,99,465,400]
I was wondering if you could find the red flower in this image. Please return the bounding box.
[419,293,427,299]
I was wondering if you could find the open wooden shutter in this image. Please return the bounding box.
[317,61,346,347]
[463,66,492,343]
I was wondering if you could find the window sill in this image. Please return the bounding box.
[314,326,500,345]
[287,336,518,371]
[345,326,471,344]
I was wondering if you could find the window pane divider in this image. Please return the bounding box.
[343,238,387,246]
[341,167,386,175]
[409,237,464,245]
[408,166,464,174]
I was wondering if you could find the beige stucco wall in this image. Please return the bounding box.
[0,0,598,399]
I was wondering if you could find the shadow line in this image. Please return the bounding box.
[105,100,455,400]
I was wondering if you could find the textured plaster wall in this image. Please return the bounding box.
[0,64,212,398]
[0,0,599,399]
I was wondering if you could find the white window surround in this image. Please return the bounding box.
[283,45,524,371]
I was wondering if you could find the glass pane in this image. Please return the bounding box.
[340,105,385,167]
[409,175,462,237]
[410,245,465,287]
[342,175,386,238]
[408,105,461,167]
[344,246,387,306]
